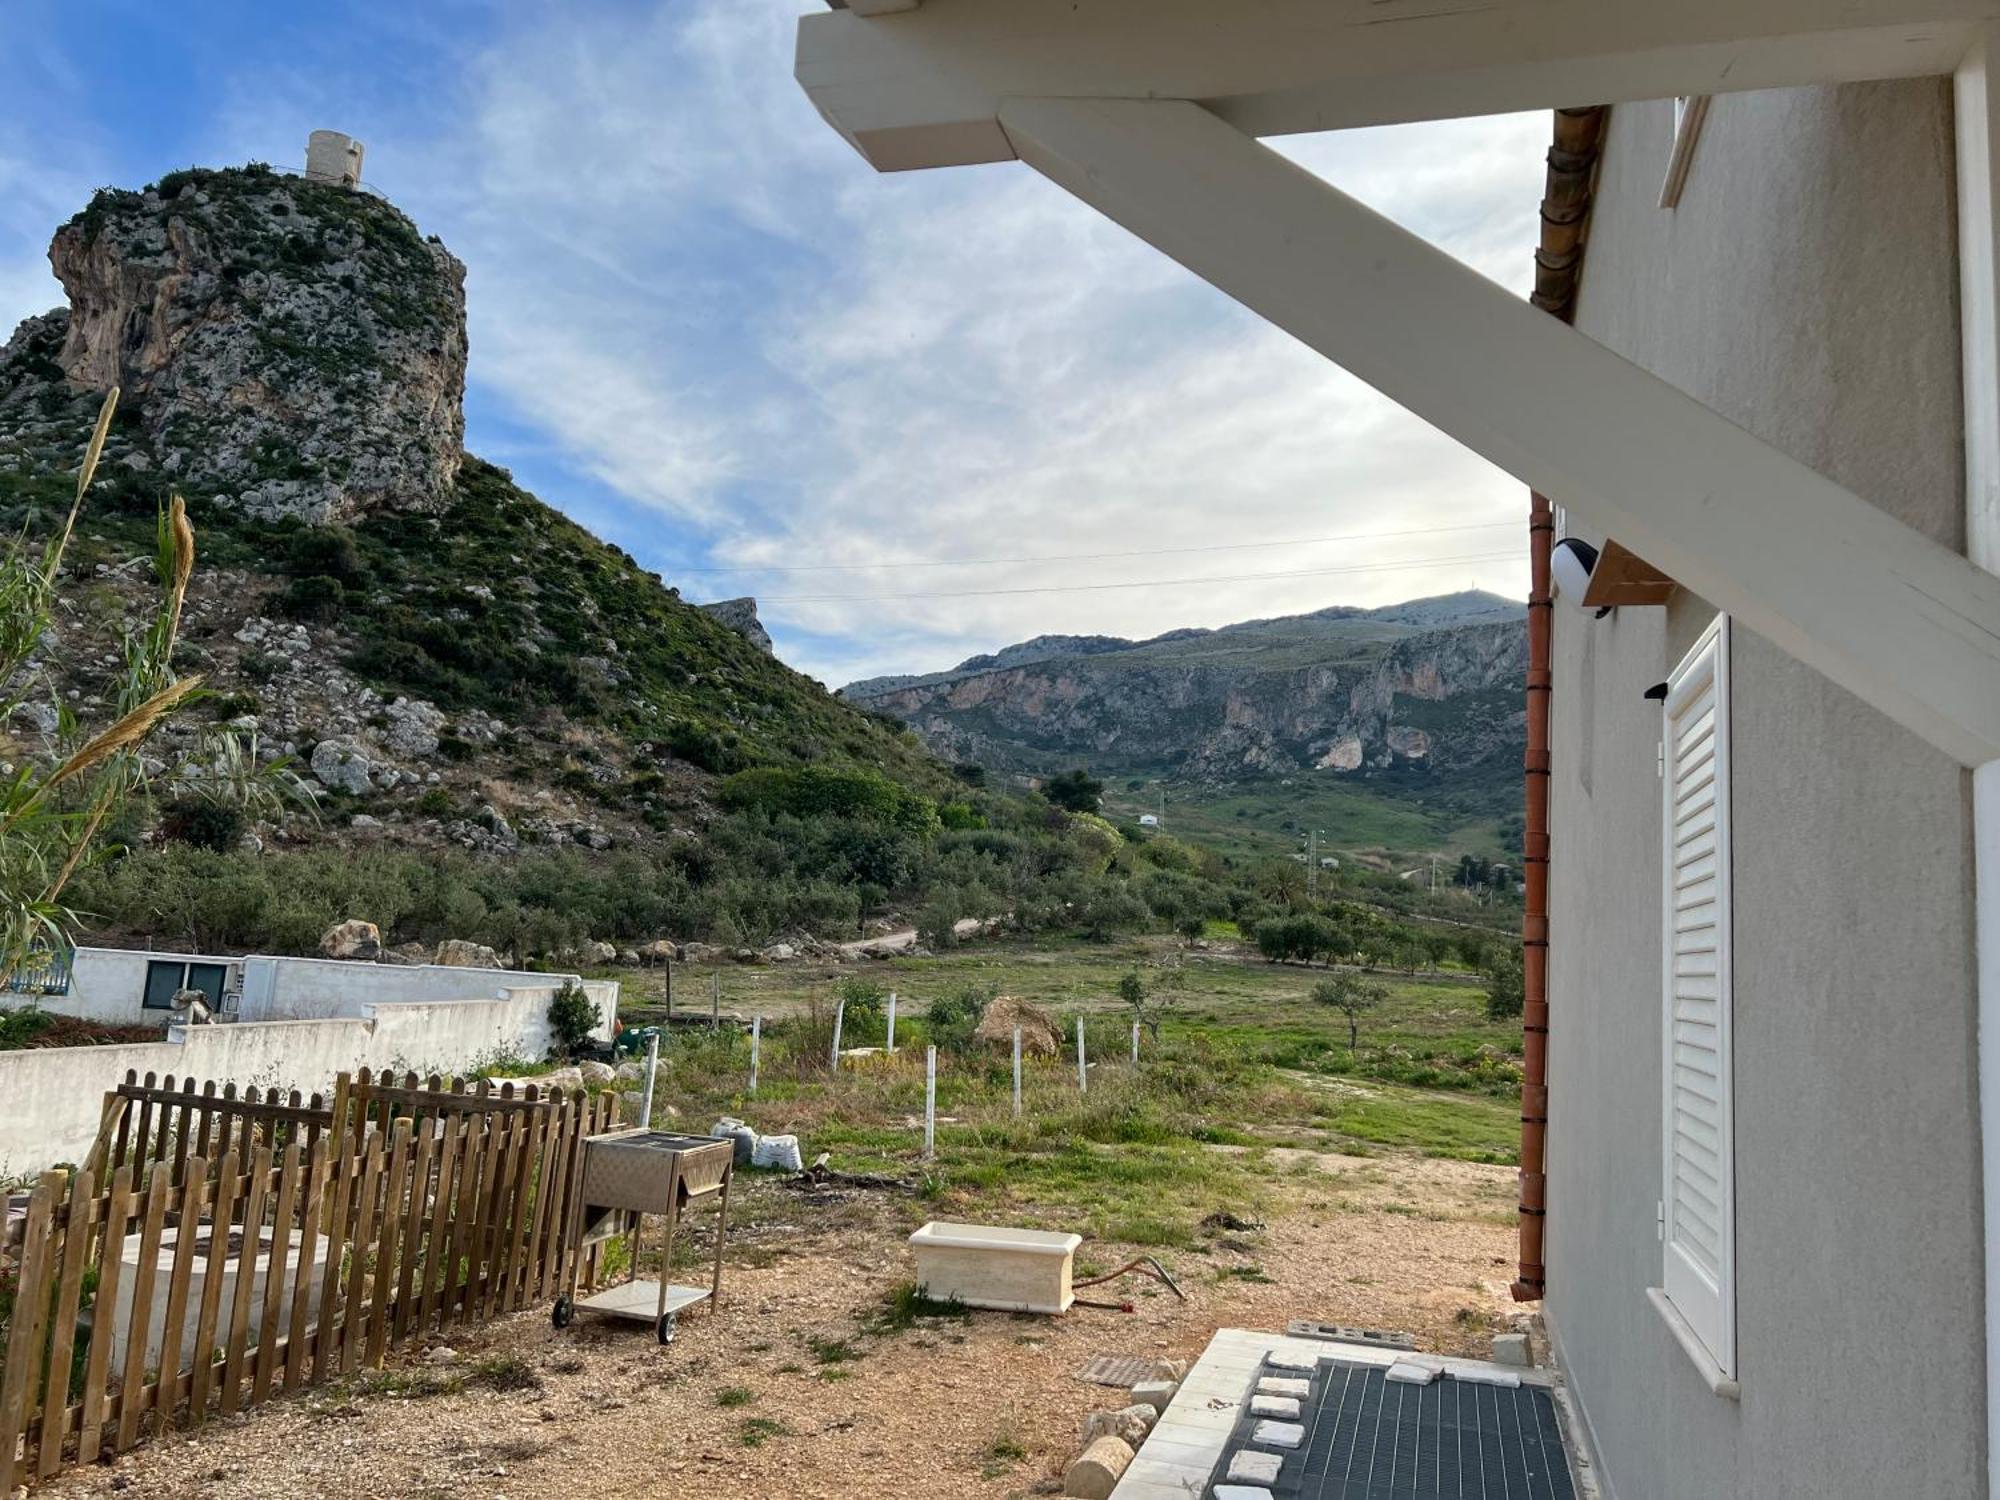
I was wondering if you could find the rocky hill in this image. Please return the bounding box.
[843,592,1526,802]
[0,163,949,865]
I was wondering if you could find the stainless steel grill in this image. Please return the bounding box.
[554,1128,735,1344]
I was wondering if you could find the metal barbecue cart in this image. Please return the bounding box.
[552,1128,735,1343]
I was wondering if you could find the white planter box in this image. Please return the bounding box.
[909,1221,1081,1314]
[108,1224,330,1370]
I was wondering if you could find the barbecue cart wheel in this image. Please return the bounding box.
[656,1313,677,1345]
[551,1297,572,1330]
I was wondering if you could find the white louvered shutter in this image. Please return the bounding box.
[1661,615,1734,1375]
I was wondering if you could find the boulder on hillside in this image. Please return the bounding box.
[310,736,376,795]
[639,939,678,966]
[973,995,1062,1057]
[320,919,381,961]
[435,938,502,968]
[581,940,617,966]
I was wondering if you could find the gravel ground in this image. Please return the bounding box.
[40,1151,1520,1500]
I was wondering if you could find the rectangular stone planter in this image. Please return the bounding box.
[909,1220,1081,1314]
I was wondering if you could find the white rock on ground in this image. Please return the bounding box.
[1249,1395,1301,1419]
[1129,1378,1177,1412]
[1080,1404,1156,1449]
[1063,1436,1134,1500]
[1214,1488,1277,1500]
[578,1060,615,1085]
[1256,1376,1311,1399]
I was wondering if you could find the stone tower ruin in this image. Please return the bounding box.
[304,130,364,189]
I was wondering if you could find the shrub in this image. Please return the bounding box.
[924,986,989,1055]
[277,573,345,619]
[547,980,598,1059]
[157,797,246,853]
[719,765,939,837]
[1043,768,1103,813]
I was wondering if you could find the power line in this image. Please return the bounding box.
[761,548,1523,603]
[677,518,1520,575]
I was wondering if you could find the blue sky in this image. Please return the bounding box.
[0,1,1544,685]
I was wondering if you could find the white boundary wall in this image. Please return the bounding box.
[1,967,618,1180]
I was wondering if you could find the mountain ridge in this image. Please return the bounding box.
[841,590,1527,806]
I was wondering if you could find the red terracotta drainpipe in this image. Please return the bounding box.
[1513,492,1553,1302]
[1513,104,1605,1303]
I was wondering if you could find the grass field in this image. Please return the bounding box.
[607,936,1523,1251]
[1100,774,1511,869]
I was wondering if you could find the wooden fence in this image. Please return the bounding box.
[1,1068,617,1488]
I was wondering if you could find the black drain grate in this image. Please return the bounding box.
[1208,1356,1576,1499]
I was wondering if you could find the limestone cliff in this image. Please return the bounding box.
[43,164,466,523]
[842,592,1526,792]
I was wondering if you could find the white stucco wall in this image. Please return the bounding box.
[0,973,618,1181]
[8,946,618,1032]
[1547,81,1981,1498]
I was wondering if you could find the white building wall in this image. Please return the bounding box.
[1547,80,1981,1499]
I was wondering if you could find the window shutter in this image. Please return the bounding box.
[1661,615,1734,1375]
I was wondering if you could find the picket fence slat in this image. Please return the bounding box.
[189,1149,242,1423]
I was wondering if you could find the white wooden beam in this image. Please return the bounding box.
[797,0,1992,171]
[1954,26,2000,1500]
[997,94,2000,767]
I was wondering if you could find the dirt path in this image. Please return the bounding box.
[44,1150,1521,1500]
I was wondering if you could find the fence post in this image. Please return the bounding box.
[831,996,846,1070]
[639,1030,660,1128]
[711,970,720,1030]
[924,1046,937,1160]
[750,1014,762,1095]
[1012,1026,1022,1118]
[1076,1017,1088,1093]
[664,956,674,1020]
[1132,1021,1141,1065]
[886,990,898,1053]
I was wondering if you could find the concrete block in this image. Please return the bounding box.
[1214,1489,1276,1500]
[1266,1350,1317,1371]
[1492,1331,1534,1368]
[1256,1376,1310,1399]
[1129,1377,1178,1411]
[1387,1361,1438,1385]
[1253,1420,1305,1450]
[909,1221,1081,1314]
[1249,1394,1300,1419]
[1063,1435,1135,1499]
[1227,1450,1284,1485]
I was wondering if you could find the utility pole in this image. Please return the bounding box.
[1306,829,1317,900]
[1157,784,1166,832]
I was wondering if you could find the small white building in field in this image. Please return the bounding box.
[1137,813,1159,828]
